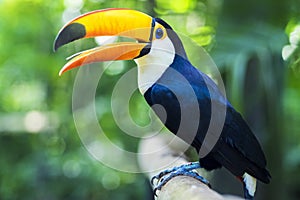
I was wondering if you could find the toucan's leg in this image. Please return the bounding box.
[151,162,210,195]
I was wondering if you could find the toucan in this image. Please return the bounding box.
[54,8,271,199]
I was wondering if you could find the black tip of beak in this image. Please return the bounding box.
[53,23,86,52]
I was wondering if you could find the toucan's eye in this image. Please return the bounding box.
[155,28,164,39]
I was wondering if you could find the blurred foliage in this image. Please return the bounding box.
[0,0,300,200]
[283,19,300,71]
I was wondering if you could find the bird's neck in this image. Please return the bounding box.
[134,38,176,95]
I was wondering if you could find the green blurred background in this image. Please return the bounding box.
[1,0,300,199]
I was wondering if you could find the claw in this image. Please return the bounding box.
[151,169,172,185]
[153,187,159,196]
[151,175,159,185]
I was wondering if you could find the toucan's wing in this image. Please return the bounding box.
[200,70,271,183]
[223,107,266,167]
[199,71,267,165]
[215,106,271,183]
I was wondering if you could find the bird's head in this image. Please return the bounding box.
[54,8,187,93]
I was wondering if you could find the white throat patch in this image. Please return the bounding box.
[134,37,175,95]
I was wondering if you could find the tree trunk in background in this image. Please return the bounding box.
[243,54,285,200]
[212,0,288,198]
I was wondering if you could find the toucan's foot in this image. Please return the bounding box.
[151,162,210,196]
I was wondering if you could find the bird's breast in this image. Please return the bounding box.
[143,61,213,146]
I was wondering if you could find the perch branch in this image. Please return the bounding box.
[138,133,243,200]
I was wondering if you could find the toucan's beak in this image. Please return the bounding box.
[54,8,153,75]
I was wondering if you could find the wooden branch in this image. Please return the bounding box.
[138,133,243,200]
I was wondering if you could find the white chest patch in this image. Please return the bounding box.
[134,37,175,95]
[243,173,257,197]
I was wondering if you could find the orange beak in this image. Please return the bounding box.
[54,8,154,75]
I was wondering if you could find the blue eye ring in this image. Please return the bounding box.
[155,28,164,39]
